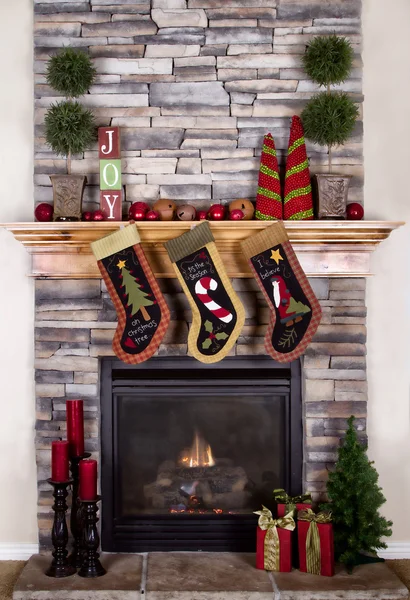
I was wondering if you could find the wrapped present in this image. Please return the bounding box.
[254,506,295,572]
[298,508,334,577]
[274,488,312,517]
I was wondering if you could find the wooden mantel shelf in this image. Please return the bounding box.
[1,220,404,279]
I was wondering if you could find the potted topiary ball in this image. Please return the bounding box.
[301,35,359,219]
[44,48,96,221]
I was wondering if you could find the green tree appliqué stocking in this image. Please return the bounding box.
[91,224,170,363]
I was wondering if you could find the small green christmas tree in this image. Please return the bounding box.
[325,416,392,571]
[120,261,153,321]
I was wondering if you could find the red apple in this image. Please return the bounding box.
[146,210,160,221]
[207,204,226,221]
[229,209,244,220]
[82,211,93,221]
[346,202,364,220]
[34,203,53,222]
[129,202,147,221]
[92,210,105,221]
[132,201,150,213]
[198,210,208,220]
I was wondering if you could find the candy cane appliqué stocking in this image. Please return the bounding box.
[165,222,245,363]
[195,277,233,324]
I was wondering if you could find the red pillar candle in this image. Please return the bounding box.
[66,400,84,457]
[79,459,98,501]
[51,441,70,482]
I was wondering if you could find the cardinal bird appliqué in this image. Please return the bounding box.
[271,275,311,326]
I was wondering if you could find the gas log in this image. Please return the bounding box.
[144,459,251,511]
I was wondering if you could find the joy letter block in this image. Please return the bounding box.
[100,191,122,221]
[100,160,122,191]
[99,127,121,160]
[99,127,123,221]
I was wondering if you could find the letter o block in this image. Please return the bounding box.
[100,160,122,190]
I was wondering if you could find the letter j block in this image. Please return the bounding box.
[100,160,122,190]
[98,127,120,159]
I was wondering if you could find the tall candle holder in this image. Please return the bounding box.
[45,478,76,578]
[68,452,91,568]
[78,496,106,578]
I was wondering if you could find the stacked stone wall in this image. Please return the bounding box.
[34,0,363,215]
[35,276,366,549]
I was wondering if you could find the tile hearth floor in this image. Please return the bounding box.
[13,552,409,600]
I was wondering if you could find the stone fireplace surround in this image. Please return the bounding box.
[4,218,406,597]
[35,271,367,551]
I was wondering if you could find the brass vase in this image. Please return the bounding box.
[50,174,86,221]
[315,174,352,220]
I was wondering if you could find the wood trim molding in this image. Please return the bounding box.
[1,220,404,279]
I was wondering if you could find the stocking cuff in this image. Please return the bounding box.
[165,221,214,263]
[241,221,288,259]
[91,224,141,260]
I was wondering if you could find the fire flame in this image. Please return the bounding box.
[180,431,215,468]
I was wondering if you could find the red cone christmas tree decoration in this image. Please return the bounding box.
[255,133,282,220]
[284,116,314,220]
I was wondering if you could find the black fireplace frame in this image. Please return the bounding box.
[100,355,302,552]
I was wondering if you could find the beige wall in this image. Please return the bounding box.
[364,0,410,542]
[0,1,38,544]
[0,0,409,547]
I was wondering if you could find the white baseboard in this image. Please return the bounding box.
[378,542,410,559]
[0,543,39,560]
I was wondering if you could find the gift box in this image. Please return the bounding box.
[254,506,295,572]
[274,489,312,518]
[298,508,334,577]
[274,490,312,568]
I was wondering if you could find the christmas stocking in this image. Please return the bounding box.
[284,116,314,220]
[255,133,283,221]
[241,221,321,362]
[91,224,170,364]
[164,222,245,363]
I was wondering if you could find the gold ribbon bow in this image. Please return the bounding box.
[273,489,312,515]
[298,508,332,575]
[254,506,295,571]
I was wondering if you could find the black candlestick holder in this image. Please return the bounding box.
[45,478,76,578]
[68,452,91,568]
[78,496,106,578]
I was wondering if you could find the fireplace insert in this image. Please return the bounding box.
[100,356,302,552]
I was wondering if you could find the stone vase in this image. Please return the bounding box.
[50,174,86,221]
[315,174,352,220]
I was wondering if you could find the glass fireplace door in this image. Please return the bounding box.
[101,356,302,552]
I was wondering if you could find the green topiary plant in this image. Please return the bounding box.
[323,416,392,572]
[44,48,96,175]
[301,35,359,173]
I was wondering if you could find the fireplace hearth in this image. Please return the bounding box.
[100,356,302,552]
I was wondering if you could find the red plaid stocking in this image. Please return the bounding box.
[241,221,321,362]
[91,224,170,364]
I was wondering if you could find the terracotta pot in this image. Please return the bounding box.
[315,174,352,220]
[50,174,86,221]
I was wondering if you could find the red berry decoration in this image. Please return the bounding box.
[146,210,160,221]
[34,203,53,222]
[82,211,93,221]
[229,209,244,221]
[92,210,105,221]
[129,202,146,221]
[198,210,208,220]
[346,202,364,220]
[207,204,226,221]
